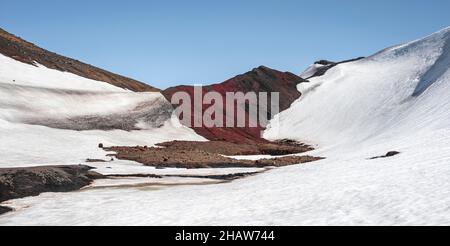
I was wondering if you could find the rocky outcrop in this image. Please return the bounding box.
[0,206,12,215]
[370,151,401,160]
[163,66,307,143]
[0,165,103,205]
[303,57,365,79]
[0,28,158,92]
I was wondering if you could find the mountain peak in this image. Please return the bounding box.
[162,65,307,143]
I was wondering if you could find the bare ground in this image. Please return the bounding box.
[0,140,323,216]
[0,165,104,215]
[104,140,323,169]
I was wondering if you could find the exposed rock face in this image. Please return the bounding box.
[0,165,103,203]
[370,151,401,160]
[163,66,307,143]
[0,206,12,215]
[0,28,158,92]
[304,57,365,79]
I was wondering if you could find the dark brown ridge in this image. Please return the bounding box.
[0,27,159,92]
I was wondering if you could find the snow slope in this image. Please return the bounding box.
[299,63,325,79]
[265,27,450,147]
[0,53,205,167]
[0,54,124,92]
[2,28,450,225]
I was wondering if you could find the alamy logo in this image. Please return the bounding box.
[170,85,280,129]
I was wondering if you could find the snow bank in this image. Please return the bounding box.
[0,84,159,121]
[0,50,205,167]
[265,27,450,147]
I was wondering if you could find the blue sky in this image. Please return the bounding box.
[1,0,450,89]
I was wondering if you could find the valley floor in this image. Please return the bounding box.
[1,129,449,225]
[0,139,320,217]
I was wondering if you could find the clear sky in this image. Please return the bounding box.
[1,0,450,89]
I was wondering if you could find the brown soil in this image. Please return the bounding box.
[104,140,323,169]
[156,140,314,156]
[0,142,321,216]
[0,28,158,92]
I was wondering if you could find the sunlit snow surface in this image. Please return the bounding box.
[0,53,205,166]
[2,28,450,225]
[299,63,324,79]
[0,54,125,92]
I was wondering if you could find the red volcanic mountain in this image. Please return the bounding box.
[0,27,307,143]
[163,66,307,143]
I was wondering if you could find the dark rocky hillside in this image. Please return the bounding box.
[0,165,102,204]
[0,28,158,92]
